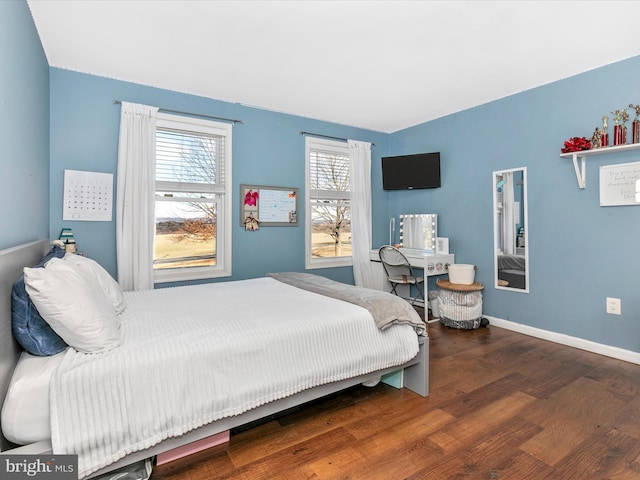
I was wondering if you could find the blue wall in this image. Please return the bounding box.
[49,68,389,284]
[4,0,639,354]
[387,56,640,353]
[0,0,50,249]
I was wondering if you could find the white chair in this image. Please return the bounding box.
[378,245,425,306]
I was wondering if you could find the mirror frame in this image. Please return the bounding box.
[493,167,529,293]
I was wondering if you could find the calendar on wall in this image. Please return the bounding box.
[63,169,114,221]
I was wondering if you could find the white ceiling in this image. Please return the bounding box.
[27,0,640,133]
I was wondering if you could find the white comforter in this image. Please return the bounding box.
[49,277,419,478]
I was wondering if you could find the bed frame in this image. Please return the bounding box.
[0,240,429,477]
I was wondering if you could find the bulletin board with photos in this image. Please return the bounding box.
[240,184,299,227]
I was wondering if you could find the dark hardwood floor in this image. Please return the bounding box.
[151,321,640,479]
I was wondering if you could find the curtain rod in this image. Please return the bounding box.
[113,100,243,125]
[299,131,375,146]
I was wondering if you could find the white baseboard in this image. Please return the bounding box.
[485,315,640,366]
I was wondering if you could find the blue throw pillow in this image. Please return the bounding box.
[11,246,68,356]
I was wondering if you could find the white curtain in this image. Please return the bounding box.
[501,172,516,255]
[348,139,375,288]
[116,102,159,291]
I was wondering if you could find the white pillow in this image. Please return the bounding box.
[23,258,121,354]
[63,253,126,314]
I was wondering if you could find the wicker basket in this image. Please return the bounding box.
[437,287,483,330]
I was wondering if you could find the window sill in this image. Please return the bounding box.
[306,258,353,270]
[154,266,231,284]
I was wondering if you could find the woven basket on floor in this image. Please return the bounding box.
[436,280,483,330]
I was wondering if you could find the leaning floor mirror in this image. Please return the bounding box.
[493,167,529,292]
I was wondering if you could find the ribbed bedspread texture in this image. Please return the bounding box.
[49,277,419,478]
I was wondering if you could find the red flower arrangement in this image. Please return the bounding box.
[561,136,592,153]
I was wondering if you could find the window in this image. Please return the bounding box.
[154,113,232,283]
[305,137,352,269]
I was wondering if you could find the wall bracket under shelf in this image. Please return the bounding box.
[559,143,640,189]
[562,152,587,189]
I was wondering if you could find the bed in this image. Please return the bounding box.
[497,254,526,289]
[0,240,429,479]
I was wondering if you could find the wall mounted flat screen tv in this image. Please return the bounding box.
[382,152,441,190]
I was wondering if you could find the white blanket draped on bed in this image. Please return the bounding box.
[49,277,419,478]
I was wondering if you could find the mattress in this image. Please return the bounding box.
[1,350,65,444]
[48,276,420,478]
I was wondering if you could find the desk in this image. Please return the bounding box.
[369,248,455,311]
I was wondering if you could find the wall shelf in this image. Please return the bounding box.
[560,143,640,189]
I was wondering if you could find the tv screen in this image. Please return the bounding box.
[381,152,441,190]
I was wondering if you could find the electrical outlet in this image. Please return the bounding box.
[606,297,621,315]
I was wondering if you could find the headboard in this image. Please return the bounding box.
[0,239,49,451]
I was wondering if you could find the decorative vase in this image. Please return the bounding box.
[633,120,640,143]
[614,125,627,146]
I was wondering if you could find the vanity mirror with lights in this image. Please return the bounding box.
[399,214,437,251]
[493,167,529,292]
